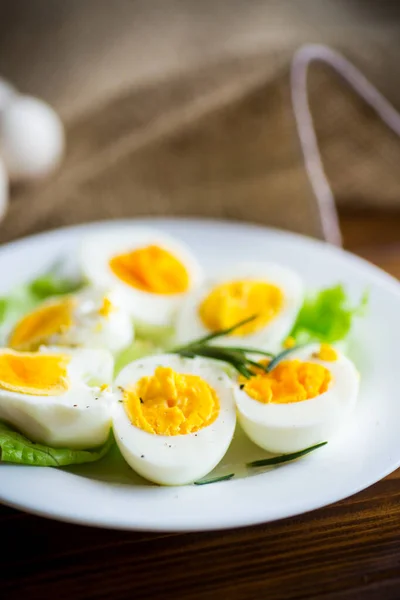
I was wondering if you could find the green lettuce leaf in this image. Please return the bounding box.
[114,339,159,375]
[28,273,83,300]
[0,268,84,333]
[134,321,175,346]
[290,284,368,344]
[0,286,39,329]
[0,421,114,466]
[114,321,175,374]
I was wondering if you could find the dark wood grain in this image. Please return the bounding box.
[2,209,400,600]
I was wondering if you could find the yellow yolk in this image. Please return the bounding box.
[315,343,338,362]
[283,336,296,349]
[109,245,190,295]
[240,359,332,404]
[9,298,75,351]
[199,279,284,336]
[98,297,114,318]
[0,351,70,396]
[124,366,219,435]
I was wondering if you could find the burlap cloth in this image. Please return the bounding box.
[1,2,400,244]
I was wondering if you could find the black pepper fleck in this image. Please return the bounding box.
[141,455,145,458]
[239,384,245,390]
[73,404,77,407]
[140,397,144,404]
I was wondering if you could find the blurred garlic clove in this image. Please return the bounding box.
[0,157,9,219]
[0,95,65,182]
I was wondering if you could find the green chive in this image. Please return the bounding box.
[173,315,258,351]
[243,358,270,373]
[247,442,327,468]
[220,347,275,357]
[170,316,295,379]
[178,350,196,359]
[234,363,253,379]
[194,473,235,485]
[175,345,254,378]
[265,345,304,373]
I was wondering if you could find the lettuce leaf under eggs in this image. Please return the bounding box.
[0,421,113,467]
[0,268,84,341]
[114,339,160,375]
[290,284,368,345]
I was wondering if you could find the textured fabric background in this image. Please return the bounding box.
[0,0,399,244]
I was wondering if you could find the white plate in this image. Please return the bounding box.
[0,218,399,532]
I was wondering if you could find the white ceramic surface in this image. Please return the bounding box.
[0,218,399,532]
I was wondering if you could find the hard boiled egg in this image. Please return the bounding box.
[79,228,203,327]
[234,344,359,453]
[174,262,304,352]
[112,354,236,485]
[0,347,114,448]
[8,288,134,354]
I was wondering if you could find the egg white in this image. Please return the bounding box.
[234,344,359,453]
[79,227,204,327]
[0,348,114,449]
[8,287,134,354]
[174,261,304,352]
[112,354,236,485]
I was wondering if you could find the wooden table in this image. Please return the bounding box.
[2,210,400,600]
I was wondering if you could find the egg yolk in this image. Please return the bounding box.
[109,245,190,295]
[240,359,332,404]
[283,336,296,349]
[0,351,70,396]
[123,366,219,435]
[199,279,284,336]
[98,296,114,318]
[9,298,75,351]
[315,343,338,362]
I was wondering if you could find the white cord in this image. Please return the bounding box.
[291,43,400,246]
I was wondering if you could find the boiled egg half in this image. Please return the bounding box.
[0,347,114,448]
[80,228,203,327]
[8,288,134,354]
[174,262,304,352]
[112,354,236,485]
[234,343,359,453]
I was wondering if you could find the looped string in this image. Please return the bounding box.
[291,43,400,246]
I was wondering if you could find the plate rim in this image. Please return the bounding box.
[1,216,400,532]
[2,215,400,294]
